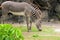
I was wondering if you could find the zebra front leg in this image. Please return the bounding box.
[25,15,32,32]
[25,15,30,32]
[29,19,32,32]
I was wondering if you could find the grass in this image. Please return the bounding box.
[32,36,60,40]
[14,25,60,40]
[15,25,55,34]
[23,33,60,40]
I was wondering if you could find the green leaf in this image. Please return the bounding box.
[0,24,24,40]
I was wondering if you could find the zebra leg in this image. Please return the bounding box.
[1,15,8,24]
[25,14,30,32]
[36,19,42,31]
[28,18,32,32]
[25,9,31,32]
[25,13,32,32]
[1,7,9,24]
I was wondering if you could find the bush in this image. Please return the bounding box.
[0,24,24,40]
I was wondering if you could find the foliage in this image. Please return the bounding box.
[0,24,24,40]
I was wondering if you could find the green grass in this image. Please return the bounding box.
[24,33,60,40]
[23,34,60,40]
[15,25,55,34]
[40,36,60,40]
[13,25,60,40]
[32,36,60,40]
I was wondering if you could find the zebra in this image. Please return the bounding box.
[1,1,42,32]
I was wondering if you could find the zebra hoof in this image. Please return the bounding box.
[39,29,42,31]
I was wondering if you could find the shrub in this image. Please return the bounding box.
[0,24,24,40]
